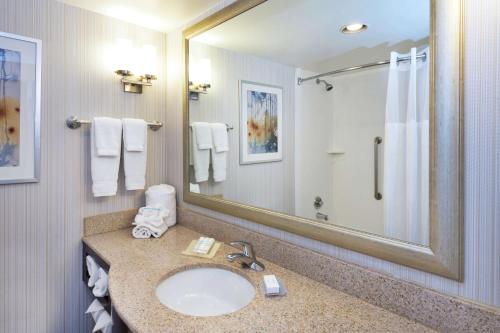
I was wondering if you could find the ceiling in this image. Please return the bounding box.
[58,0,221,33]
[192,0,430,68]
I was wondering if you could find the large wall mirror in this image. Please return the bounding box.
[183,0,463,280]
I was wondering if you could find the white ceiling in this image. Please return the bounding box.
[58,0,221,33]
[192,0,430,67]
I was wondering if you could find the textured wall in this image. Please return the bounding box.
[0,0,168,332]
[168,0,500,308]
[189,41,296,214]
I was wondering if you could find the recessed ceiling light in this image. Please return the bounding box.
[340,23,368,34]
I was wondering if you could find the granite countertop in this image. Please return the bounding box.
[83,225,434,333]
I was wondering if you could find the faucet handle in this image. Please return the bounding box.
[229,241,254,258]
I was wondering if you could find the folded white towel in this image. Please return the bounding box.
[91,123,121,197]
[132,204,169,238]
[145,185,176,227]
[86,256,100,288]
[211,123,229,153]
[192,122,213,150]
[93,117,122,156]
[211,150,227,182]
[123,118,146,152]
[86,299,104,322]
[92,268,109,297]
[191,128,210,182]
[122,118,148,190]
[93,309,113,333]
[190,183,201,193]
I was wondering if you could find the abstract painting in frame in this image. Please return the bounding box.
[0,32,41,184]
[239,80,282,164]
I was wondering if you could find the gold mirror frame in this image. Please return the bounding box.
[183,0,463,280]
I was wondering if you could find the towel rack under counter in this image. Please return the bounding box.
[66,116,163,131]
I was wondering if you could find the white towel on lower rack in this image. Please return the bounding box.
[86,299,104,321]
[93,310,113,333]
[92,268,108,297]
[122,118,148,190]
[86,256,100,288]
[91,119,121,197]
[191,127,210,182]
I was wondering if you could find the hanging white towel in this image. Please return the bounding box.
[91,119,121,197]
[145,184,176,227]
[123,118,147,151]
[93,117,122,156]
[211,123,229,153]
[190,183,201,193]
[192,122,213,149]
[86,256,100,288]
[211,150,227,182]
[191,127,210,182]
[92,268,109,297]
[122,118,148,190]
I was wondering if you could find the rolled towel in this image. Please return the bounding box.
[146,184,176,227]
[93,310,113,333]
[92,268,109,297]
[86,256,100,288]
[132,225,152,239]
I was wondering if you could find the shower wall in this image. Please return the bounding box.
[295,67,387,235]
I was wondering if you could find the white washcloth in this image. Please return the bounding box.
[211,123,229,153]
[145,185,176,227]
[192,122,213,150]
[190,183,201,193]
[93,310,113,333]
[191,128,210,182]
[93,117,122,156]
[92,268,109,297]
[86,256,100,288]
[122,119,148,190]
[211,150,227,182]
[91,122,121,197]
[132,225,152,239]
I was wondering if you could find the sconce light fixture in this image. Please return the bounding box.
[189,58,212,100]
[112,40,158,94]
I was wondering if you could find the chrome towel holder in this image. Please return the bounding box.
[66,116,163,131]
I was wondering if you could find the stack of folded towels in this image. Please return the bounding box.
[132,184,176,239]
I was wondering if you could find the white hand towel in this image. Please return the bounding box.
[92,268,109,297]
[93,117,122,156]
[211,123,229,153]
[122,118,147,151]
[86,299,105,321]
[211,150,227,182]
[122,119,148,191]
[192,122,213,149]
[93,310,113,333]
[190,183,201,193]
[191,128,210,182]
[91,124,121,197]
[86,256,100,288]
[145,185,176,227]
[132,204,169,238]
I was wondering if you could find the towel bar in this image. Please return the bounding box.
[66,116,163,131]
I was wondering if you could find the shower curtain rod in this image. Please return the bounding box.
[297,52,427,85]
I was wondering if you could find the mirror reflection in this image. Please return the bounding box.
[188,0,430,246]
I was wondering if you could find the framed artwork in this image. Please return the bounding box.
[0,32,41,184]
[239,80,282,164]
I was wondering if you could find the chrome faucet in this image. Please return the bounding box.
[226,241,265,271]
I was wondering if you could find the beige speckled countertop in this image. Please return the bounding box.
[83,225,434,333]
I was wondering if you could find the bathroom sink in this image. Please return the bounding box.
[155,267,255,317]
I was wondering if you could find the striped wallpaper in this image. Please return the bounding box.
[0,0,168,332]
[168,0,500,309]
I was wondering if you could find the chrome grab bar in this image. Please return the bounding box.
[374,137,383,200]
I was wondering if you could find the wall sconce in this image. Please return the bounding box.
[112,40,157,94]
[189,58,212,100]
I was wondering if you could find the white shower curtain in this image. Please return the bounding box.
[383,47,429,245]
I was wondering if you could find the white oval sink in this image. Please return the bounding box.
[155,267,255,317]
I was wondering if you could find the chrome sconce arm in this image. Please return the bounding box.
[115,70,157,94]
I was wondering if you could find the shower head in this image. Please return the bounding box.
[316,78,333,91]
